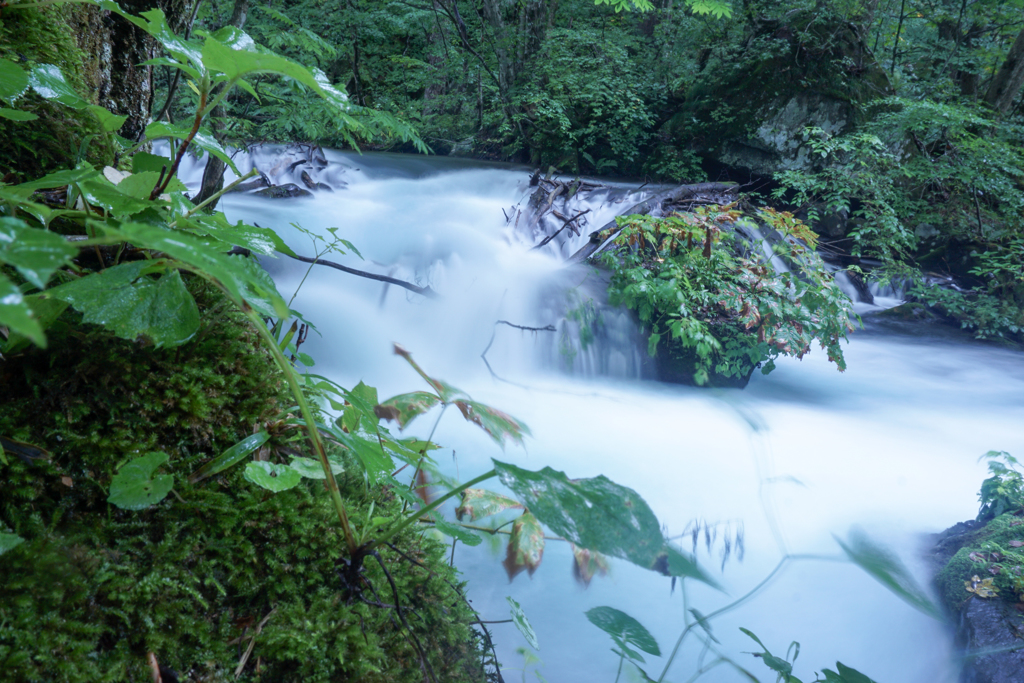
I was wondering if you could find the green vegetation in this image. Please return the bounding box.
[605,205,854,386]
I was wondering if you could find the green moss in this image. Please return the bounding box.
[936,514,1024,613]
[0,284,487,682]
[0,4,115,181]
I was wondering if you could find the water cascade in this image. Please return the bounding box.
[179,147,1024,683]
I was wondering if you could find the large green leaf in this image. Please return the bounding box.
[0,57,29,102]
[188,431,270,483]
[0,108,37,121]
[287,455,344,479]
[96,222,288,317]
[0,532,25,556]
[0,218,77,289]
[374,391,441,429]
[502,511,545,580]
[507,597,540,649]
[454,399,530,449]
[114,171,186,199]
[44,261,200,348]
[28,64,89,108]
[143,121,240,174]
[1,292,69,353]
[124,9,205,69]
[428,515,483,546]
[77,178,154,215]
[107,452,174,510]
[586,606,661,657]
[183,214,294,256]
[0,272,44,347]
[456,488,523,522]
[324,424,393,482]
[835,531,942,620]
[243,461,301,492]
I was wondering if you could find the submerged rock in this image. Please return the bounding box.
[254,183,312,198]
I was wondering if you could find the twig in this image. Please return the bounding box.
[284,252,438,298]
[234,608,275,678]
[369,551,438,683]
[532,209,591,250]
[480,320,556,385]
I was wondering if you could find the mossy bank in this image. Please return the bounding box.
[0,283,489,682]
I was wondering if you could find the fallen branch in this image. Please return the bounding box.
[480,319,556,385]
[284,253,438,298]
[566,182,739,264]
[532,209,591,250]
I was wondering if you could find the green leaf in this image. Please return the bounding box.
[86,104,127,132]
[107,452,174,510]
[834,663,878,683]
[77,179,154,215]
[493,460,717,586]
[29,64,90,108]
[44,261,200,348]
[243,461,301,492]
[132,152,172,174]
[0,108,37,121]
[585,606,661,656]
[143,121,240,174]
[374,391,441,429]
[456,488,524,521]
[327,426,393,482]
[503,511,545,580]
[124,9,205,68]
[287,455,344,479]
[0,272,45,347]
[188,431,270,483]
[835,530,942,620]
[184,215,294,256]
[454,399,530,449]
[392,343,468,402]
[114,171,186,199]
[0,217,78,289]
[2,293,69,353]
[0,532,25,556]
[428,515,483,546]
[96,222,288,317]
[508,597,540,650]
[0,57,29,102]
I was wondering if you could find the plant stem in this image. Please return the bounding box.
[169,168,258,227]
[404,404,448,513]
[614,653,624,683]
[370,469,497,550]
[244,308,358,554]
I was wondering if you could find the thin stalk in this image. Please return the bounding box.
[403,404,448,513]
[370,469,497,550]
[169,168,258,227]
[613,653,625,683]
[244,309,358,554]
[150,84,209,200]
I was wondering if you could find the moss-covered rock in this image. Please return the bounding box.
[0,285,487,682]
[935,513,1024,614]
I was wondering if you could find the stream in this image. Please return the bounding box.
[184,147,1024,682]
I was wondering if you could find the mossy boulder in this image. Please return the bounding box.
[0,285,487,682]
[667,11,891,177]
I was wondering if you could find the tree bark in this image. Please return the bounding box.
[984,27,1024,114]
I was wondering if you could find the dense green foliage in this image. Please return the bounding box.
[605,206,854,386]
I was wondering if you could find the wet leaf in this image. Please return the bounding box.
[454,400,530,449]
[392,343,467,402]
[0,272,44,346]
[143,121,240,174]
[586,606,661,657]
[0,57,29,102]
[287,456,343,479]
[571,544,610,588]
[243,461,301,492]
[44,261,200,348]
[374,391,441,429]
[965,575,999,598]
[184,214,294,256]
[125,9,205,69]
[836,530,942,619]
[114,171,186,199]
[0,532,25,556]
[428,515,483,547]
[188,431,270,483]
[0,217,78,289]
[456,488,523,522]
[132,152,172,174]
[819,663,879,683]
[29,64,90,108]
[507,597,539,649]
[503,512,545,580]
[1009,540,1023,548]
[0,108,37,121]
[326,425,392,482]
[493,460,718,587]
[107,452,174,510]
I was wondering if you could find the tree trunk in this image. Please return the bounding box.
[984,27,1024,114]
[192,0,248,209]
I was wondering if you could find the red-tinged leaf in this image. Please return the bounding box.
[454,400,530,449]
[392,343,468,402]
[414,467,433,506]
[374,391,441,429]
[1008,540,1023,548]
[456,488,524,522]
[572,544,610,588]
[503,512,545,581]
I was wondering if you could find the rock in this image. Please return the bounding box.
[227,177,270,193]
[300,170,317,190]
[254,183,312,199]
[958,598,1024,683]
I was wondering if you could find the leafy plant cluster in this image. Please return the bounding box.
[605,204,855,386]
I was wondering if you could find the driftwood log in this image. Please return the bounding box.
[566,182,739,264]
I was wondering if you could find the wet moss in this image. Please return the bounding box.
[936,514,1024,613]
[0,283,487,682]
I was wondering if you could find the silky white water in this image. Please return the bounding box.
[191,148,1024,682]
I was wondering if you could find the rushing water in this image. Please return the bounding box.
[185,147,1024,682]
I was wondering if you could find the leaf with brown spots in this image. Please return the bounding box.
[456,488,523,522]
[571,544,610,588]
[503,512,545,581]
[454,400,530,449]
[374,391,441,429]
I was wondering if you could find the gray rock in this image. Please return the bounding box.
[958,598,1024,683]
[254,183,312,199]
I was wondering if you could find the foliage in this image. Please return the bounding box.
[742,629,879,683]
[977,451,1024,522]
[936,512,1024,611]
[605,204,855,386]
